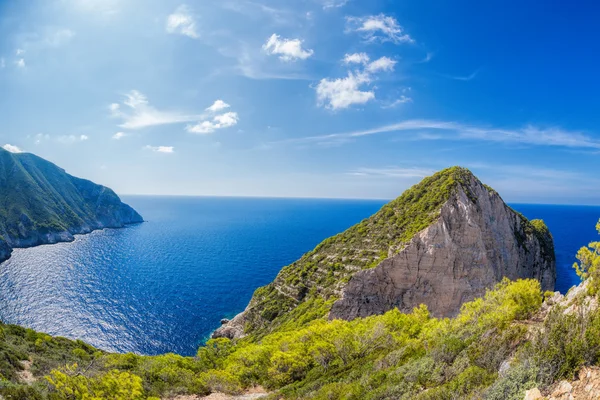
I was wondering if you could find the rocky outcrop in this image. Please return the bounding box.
[330,177,555,319]
[525,367,600,400]
[214,167,556,339]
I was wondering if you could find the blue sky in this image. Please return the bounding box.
[1,0,600,203]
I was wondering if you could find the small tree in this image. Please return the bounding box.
[573,219,600,294]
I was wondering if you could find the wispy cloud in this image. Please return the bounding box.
[166,5,199,39]
[346,14,414,44]
[2,144,23,153]
[320,0,349,9]
[69,0,121,16]
[263,34,314,62]
[45,29,75,46]
[273,119,600,150]
[15,58,25,68]
[348,167,434,178]
[222,1,293,25]
[58,134,89,143]
[112,132,126,140]
[110,90,202,130]
[419,52,434,63]
[144,145,174,153]
[382,95,412,108]
[443,69,480,81]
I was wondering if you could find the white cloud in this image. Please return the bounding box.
[365,56,396,73]
[316,72,375,110]
[343,52,370,65]
[144,145,174,153]
[186,100,240,134]
[2,144,23,153]
[58,134,89,143]
[166,5,199,39]
[15,58,25,68]
[0,58,5,68]
[112,132,126,140]
[263,34,314,62]
[110,90,202,129]
[187,112,239,134]
[346,14,414,44]
[317,54,398,109]
[15,49,24,55]
[206,100,230,112]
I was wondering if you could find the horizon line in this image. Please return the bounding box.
[118,193,600,207]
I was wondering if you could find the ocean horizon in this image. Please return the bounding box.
[0,196,597,356]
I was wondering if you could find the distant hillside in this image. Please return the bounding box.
[0,147,142,261]
[214,166,556,340]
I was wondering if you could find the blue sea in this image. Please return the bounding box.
[0,197,598,356]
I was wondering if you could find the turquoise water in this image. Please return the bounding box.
[0,197,597,356]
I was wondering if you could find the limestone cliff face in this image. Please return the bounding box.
[330,178,555,320]
[213,167,556,340]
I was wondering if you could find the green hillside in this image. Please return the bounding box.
[0,147,142,257]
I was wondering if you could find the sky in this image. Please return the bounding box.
[1,0,600,203]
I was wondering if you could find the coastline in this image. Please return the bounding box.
[0,221,144,264]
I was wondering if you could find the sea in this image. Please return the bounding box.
[0,197,597,356]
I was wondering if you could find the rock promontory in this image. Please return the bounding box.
[214,166,556,339]
[0,147,143,262]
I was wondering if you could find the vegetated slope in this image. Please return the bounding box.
[214,166,555,340]
[0,275,597,400]
[0,147,142,261]
[2,213,600,400]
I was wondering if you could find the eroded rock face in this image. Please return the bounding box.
[329,179,555,320]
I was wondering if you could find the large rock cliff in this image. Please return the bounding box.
[214,167,556,339]
[0,147,143,262]
[329,174,555,320]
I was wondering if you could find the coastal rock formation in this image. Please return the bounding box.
[330,175,555,319]
[214,167,556,340]
[0,147,143,262]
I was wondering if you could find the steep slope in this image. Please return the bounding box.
[214,166,555,339]
[0,147,142,261]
